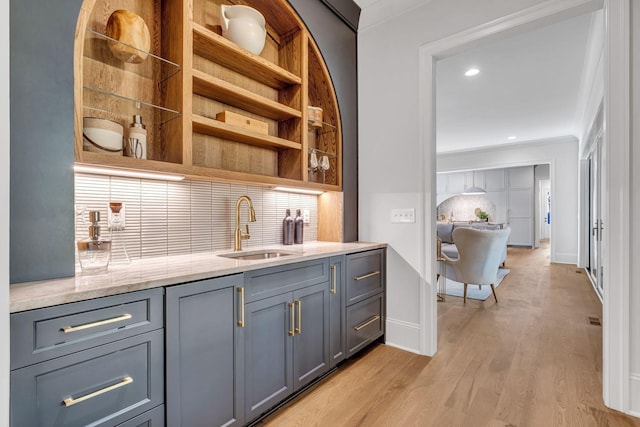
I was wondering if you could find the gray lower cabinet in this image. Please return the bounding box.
[329,255,346,368]
[165,274,245,427]
[115,404,165,426]
[10,289,164,427]
[244,260,331,423]
[345,249,386,358]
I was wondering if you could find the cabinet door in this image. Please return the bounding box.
[293,282,330,390]
[245,293,294,422]
[165,275,245,427]
[329,255,345,368]
[446,172,466,194]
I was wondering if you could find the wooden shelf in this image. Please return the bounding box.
[192,70,301,121]
[192,22,301,90]
[192,114,301,151]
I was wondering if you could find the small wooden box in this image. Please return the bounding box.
[215,111,269,135]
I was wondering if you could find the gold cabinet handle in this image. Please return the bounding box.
[295,300,302,334]
[63,376,133,407]
[354,271,380,281]
[288,302,295,336]
[330,265,337,294]
[237,287,245,327]
[61,313,132,333]
[353,315,380,331]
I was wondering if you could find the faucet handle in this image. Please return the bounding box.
[241,224,251,240]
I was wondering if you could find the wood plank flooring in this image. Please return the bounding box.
[257,242,640,426]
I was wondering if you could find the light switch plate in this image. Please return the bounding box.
[303,209,310,224]
[391,208,415,223]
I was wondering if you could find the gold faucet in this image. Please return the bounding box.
[234,195,257,251]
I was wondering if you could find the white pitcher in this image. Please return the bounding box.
[220,4,266,55]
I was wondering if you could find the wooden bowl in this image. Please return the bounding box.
[106,10,150,63]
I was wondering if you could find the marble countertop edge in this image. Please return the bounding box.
[10,241,387,313]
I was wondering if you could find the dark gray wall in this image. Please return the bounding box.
[289,0,360,242]
[9,0,359,284]
[320,0,361,31]
[10,0,82,283]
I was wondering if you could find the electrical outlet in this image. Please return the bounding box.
[303,209,310,224]
[391,208,415,223]
[108,202,126,230]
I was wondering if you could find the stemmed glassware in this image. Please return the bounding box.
[309,149,331,183]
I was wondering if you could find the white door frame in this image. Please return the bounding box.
[418,0,630,413]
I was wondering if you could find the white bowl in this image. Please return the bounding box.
[83,117,124,155]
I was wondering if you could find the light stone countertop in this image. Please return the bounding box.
[10,241,387,313]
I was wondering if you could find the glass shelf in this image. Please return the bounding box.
[84,28,181,82]
[83,86,181,126]
[308,119,336,135]
[308,147,337,158]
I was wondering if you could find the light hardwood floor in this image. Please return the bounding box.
[257,242,640,426]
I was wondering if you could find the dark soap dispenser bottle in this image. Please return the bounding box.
[294,209,303,244]
[283,209,294,245]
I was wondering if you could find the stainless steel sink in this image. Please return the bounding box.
[217,249,298,261]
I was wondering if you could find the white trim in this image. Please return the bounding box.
[385,318,423,354]
[419,0,629,414]
[630,374,640,416]
[602,0,630,413]
[418,40,438,356]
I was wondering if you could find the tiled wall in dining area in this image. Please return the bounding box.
[75,173,318,264]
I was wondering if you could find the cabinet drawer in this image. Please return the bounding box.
[244,258,329,302]
[346,249,385,305]
[346,293,384,357]
[11,330,164,427]
[115,405,164,427]
[11,288,163,370]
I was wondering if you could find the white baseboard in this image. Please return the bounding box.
[552,252,577,264]
[385,317,422,355]
[630,374,640,417]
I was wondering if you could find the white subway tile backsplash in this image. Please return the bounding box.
[74,173,320,262]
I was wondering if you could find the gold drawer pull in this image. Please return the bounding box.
[353,315,380,331]
[354,271,380,281]
[330,265,337,294]
[288,303,295,336]
[237,287,245,327]
[63,376,133,407]
[61,313,132,333]
[295,300,302,334]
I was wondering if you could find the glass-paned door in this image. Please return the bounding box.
[588,135,603,297]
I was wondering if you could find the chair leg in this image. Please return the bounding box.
[490,284,498,303]
[463,283,468,304]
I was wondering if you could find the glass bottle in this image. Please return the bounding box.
[294,209,304,244]
[77,210,112,274]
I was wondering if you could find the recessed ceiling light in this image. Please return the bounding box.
[507,136,517,140]
[464,68,480,77]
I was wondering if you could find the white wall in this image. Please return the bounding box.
[359,0,636,415]
[1,0,10,421]
[358,0,553,354]
[438,138,578,263]
[629,1,640,415]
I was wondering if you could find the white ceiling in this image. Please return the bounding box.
[435,11,596,153]
[354,1,599,154]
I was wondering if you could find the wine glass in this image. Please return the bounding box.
[310,150,319,169]
[320,155,330,171]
